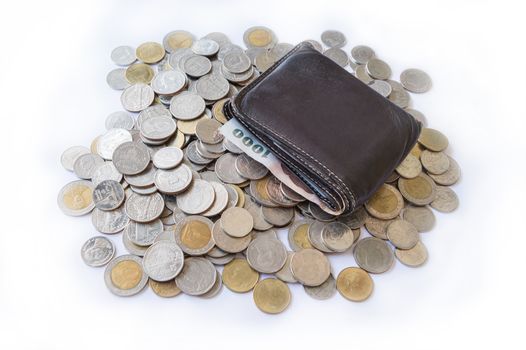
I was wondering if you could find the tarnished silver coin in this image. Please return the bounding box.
[428,156,461,185]
[366,58,392,80]
[143,240,184,281]
[106,68,129,90]
[105,111,135,130]
[321,221,354,252]
[323,48,349,67]
[154,164,192,194]
[246,237,287,274]
[355,64,373,84]
[81,236,115,267]
[386,219,420,250]
[234,153,268,180]
[195,118,223,144]
[215,153,247,184]
[308,220,333,253]
[200,270,223,298]
[337,205,368,229]
[223,51,251,73]
[152,147,184,169]
[220,207,254,237]
[396,154,422,179]
[137,105,172,129]
[212,220,252,253]
[275,251,297,283]
[61,146,90,171]
[120,83,154,112]
[140,116,176,141]
[350,45,375,64]
[112,141,150,175]
[92,180,125,211]
[104,254,148,296]
[353,237,394,274]
[91,206,129,234]
[125,192,164,223]
[111,46,137,66]
[368,80,392,97]
[430,186,459,213]
[304,274,336,300]
[388,80,411,108]
[73,153,104,180]
[176,179,215,214]
[402,206,435,233]
[260,206,294,227]
[175,257,217,295]
[125,219,163,246]
[421,150,450,175]
[265,177,297,207]
[170,92,206,120]
[400,68,432,93]
[321,30,346,48]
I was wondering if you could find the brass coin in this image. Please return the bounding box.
[418,128,449,152]
[288,220,314,251]
[428,156,461,186]
[409,142,424,159]
[177,114,208,135]
[402,205,435,232]
[57,180,94,216]
[136,42,165,64]
[167,130,186,149]
[149,279,181,298]
[396,153,422,179]
[398,172,437,205]
[386,219,420,249]
[290,248,331,286]
[111,260,143,290]
[212,98,229,124]
[252,278,291,314]
[245,27,274,48]
[364,184,404,220]
[430,185,459,213]
[420,150,450,175]
[364,216,395,240]
[336,267,374,302]
[125,63,155,84]
[222,258,259,293]
[232,185,245,207]
[163,31,194,52]
[395,241,428,267]
[180,220,211,249]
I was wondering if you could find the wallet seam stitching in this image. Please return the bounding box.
[232,42,356,210]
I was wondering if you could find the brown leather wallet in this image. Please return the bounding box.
[223,41,421,214]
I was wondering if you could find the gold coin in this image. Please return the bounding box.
[222,258,259,293]
[253,278,291,314]
[247,28,273,47]
[164,31,194,52]
[253,177,273,204]
[395,241,428,267]
[336,267,374,302]
[61,181,93,213]
[110,260,143,290]
[395,153,422,179]
[125,63,155,84]
[177,114,208,135]
[212,98,229,124]
[364,184,404,220]
[149,279,181,298]
[232,185,245,207]
[180,220,212,249]
[409,142,424,159]
[136,42,165,64]
[418,128,448,152]
[292,223,313,250]
[398,173,437,205]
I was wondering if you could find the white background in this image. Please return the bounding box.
[1,0,525,349]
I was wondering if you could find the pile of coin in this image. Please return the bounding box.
[58,27,460,313]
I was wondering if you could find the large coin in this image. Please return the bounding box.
[124,219,163,246]
[92,180,125,211]
[290,248,331,286]
[395,241,428,267]
[175,257,217,295]
[398,173,437,205]
[336,267,373,302]
[104,255,148,296]
[364,184,404,220]
[418,128,449,152]
[430,186,459,213]
[57,180,95,216]
[428,156,461,185]
[220,207,254,237]
[246,237,287,274]
[174,215,215,255]
[73,153,104,180]
[142,240,184,281]
[353,237,394,274]
[211,221,252,253]
[176,179,215,214]
[304,274,336,300]
[91,206,129,234]
[386,219,420,249]
[396,154,422,179]
[125,192,164,222]
[252,278,291,314]
[136,41,165,64]
[112,141,150,175]
[154,164,193,194]
[400,68,432,93]
[402,206,435,232]
[321,221,354,252]
[421,150,450,175]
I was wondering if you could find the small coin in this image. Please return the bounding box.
[182,54,212,77]
[321,221,354,252]
[353,237,394,274]
[396,154,422,179]
[151,70,186,95]
[398,173,437,206]
[395,241,428,267]
[174,215,215,255]
[91,206,129,234]
[124,163,156,188]
[152,147,184,169]
[211,221,252,253]
[196,118,223,144]
[253,278,291,314]
[366,58,391,80]
[80,236,115,267]
[125,63,155,84]
[92,180,125,211]
[290,248,331,286]
[421,150,450,175]
[336,267,374,302]
[402,206,435,232]
[350,45,375,64]
[125,192,164,223]
[246,237,287,274]
[355,64,373,84]
[57,180,95,216]
[61,146,90,171]
[304,274,336,300]
[73,153,105,180]
[121,84,154,112]
[136,41,165,64]
[418,128,449,152]
[386,219,420,249]
[275,251,297,283]
[288,220,314,251]
[142,240,184,281]
[175,257,217,296]
[111,45,137,66]
[112,141,150,175]
[170,92,206,120]
[400,68,432,93]
[428,156,461,185]
[149,279,181,298]
[222,258,259,293]
[154,164,193,194]
[430,186,459,213]
[176,179,215,214]
[321,30,346,48]
[106,68,129,90]
[124,219,163,246]
[195,73,230,101]
[365,184,404,220]
[104,255,148,296]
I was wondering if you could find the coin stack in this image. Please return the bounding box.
[58,27,460,313]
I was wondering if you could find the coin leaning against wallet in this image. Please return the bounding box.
[59,26,460,314]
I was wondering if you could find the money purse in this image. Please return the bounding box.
[223,41,422,214]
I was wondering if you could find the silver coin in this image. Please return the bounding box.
[270,43,294,59]
[151,70,186,95]
[176,179,215,214]
[265,176,297,207]
[337,205,368,229]
[106,68,129,90]
[81,236,115,267]
[207,246,229,258]
[92,180,125,211]
[125,192,164,223]
[218,44,245,61]
[212,220,252,253]
[223,138,243,154]
[196,141,223,159]
[353,237,394,274]
[405,108,428,127]
[304,274,336,300]
[280,182,305,202]
[111,45,136,66]
[191,39,219,56]
[152,147,183,169]
[168,47,194,68]
[275,251,297,283]
[254,50,278,72]
[207,254,235,266]
[104,254,148,296]
[186,140,214,164]
[307,220,333,253]
[112,141,150,175]
[91,206,129,234]
[243,195,273,231]
[402,205,435,233]
[130,184,158,195]
[73,153,104,179]
[254,229,278,241]
[321,30,346,48]
[105,111,135,130]
[323,48,349,67]
[309,202,336,222]
[137,105,172,129]
[201,181,229,217]
[122,230,148,256]
[175,257,217,295]
[203,32,231,48]
[366,58,392,80]
[215,153,247,184]
[124,162,156,188]
[304,39,323,52]
[199,270,223,298]
[195,73,230,101]
[195,118,223,144]
[421,150,450,175]
[57,180,95,216]
[220,207,254,237]
[125,219,163,246]
[260,206,294,227]
[246,236,287,274]
[142,240,184,281]
[61,146,90,171]
[400,68,432,93]
[97,128,132,160]
[386,219,420,250]
[169,92,206,120]
[181,54,211,77]
[140,116,176,141]
[321,221,354,252]
[355,64,373,84]
[368,79,392,97]
[350,45,375,64]
[120,83,154,112]
[222,51,251,73]
[430,186,459,213]
[428,156,461,185]
[234,153,268,180]
[220,64,254,83]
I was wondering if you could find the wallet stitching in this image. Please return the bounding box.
[232,42,356,210]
